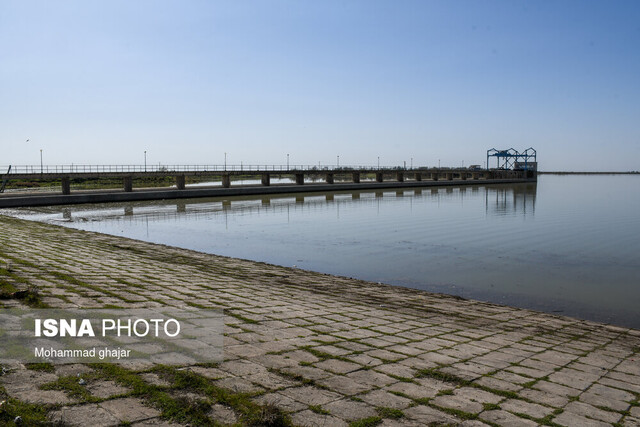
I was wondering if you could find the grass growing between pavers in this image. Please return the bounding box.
[348,415,382,427]
[0,386,51,426]
[95,363,291,426]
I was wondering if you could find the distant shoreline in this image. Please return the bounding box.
[539,171,639,175]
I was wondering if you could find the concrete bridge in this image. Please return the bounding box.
[1,164,534,195]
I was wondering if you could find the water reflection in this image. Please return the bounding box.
[50,183,538,225]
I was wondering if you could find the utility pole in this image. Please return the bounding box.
[40,149,43,174]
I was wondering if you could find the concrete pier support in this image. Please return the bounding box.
[352,172,360,183]
[446,173,453,181]
[432,172,439,181]
[295,173,304,185]
[222,174,231,188]
[415,173,422,181]
[376,172,383,182]
[124,176,133,192]
[326,173,334,184]
[472,173,479,180]
[176,175,186,190]
[397,172,404,182]
[460,172,467,181]
[61,177,71,195]
[261,174,270,186]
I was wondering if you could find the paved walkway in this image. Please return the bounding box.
[1,214,639,426]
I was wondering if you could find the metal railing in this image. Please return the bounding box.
[0,164,450,174]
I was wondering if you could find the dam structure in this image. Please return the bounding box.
[0,149,537,207]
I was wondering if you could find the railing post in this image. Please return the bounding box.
[176,175,186,190]
[326,173,334,184]
[61,177,71,195]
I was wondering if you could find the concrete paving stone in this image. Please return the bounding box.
[316,374,373,395]
[373,362,417,379]
[568,361,611,375]
[492,370,533,385]
[431,394,484,414]
[324,398,377,421]
[252,392,307,412]
[131,418,183,426]
[366,349,407,362]
[208,403,238,424]
[451,361,496,376]
[564,400,622,423]
[281,365,333,380]
[548,368,602,391]
[553,410,612,427]
[187,366,231,380]
[244,371,298,390]
[360,389,412,409]
[631,406,640,418]
[55,363,94,377]
[345,353,385,367]
[384,381,441,399]
[621,416,640,426]
[412,337,458,351]
[48,404,122,427]
[87,379,131,398]
[334,341,374,352]
[417,352,459,366]
[616,359,640,376]
[579,353,623,370]
[454,386,503,405]
[250,353,300,370]
[385,344,425,356]
[346,369,397,387]
[533,380,581,397]
[438,366,483,381]
[214,376,265,394]
[479,410,538,427]
[281,386,343,406]
[606,370,640,387]
[586,383,635,402]
[473,375,522,392]
[312,345,352,357]
[100,397,161,422]
[219,359,269,376]
[316,358,362,374]
[519,357,561,374]
[499,398,553,419]
[290,410,348,427]
[403,404,460,424]
[459,421,492,427]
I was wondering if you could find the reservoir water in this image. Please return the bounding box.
[8,175,640,328]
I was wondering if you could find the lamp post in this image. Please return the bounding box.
[438,159,441,168]
[144,151,147,172]
[377,156,380,169]
[287,153,289,170]
[224,152,227,170]
[40,149,43,174]
[411,157,413,169]
[337,155,340,168]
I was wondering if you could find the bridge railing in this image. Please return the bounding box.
[0,164,442,174]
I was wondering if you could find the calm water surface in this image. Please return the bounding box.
[9,175,640,328]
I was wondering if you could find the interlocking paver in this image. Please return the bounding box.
[2,215,640,426]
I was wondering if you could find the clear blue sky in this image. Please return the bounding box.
[1,1,639,171]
